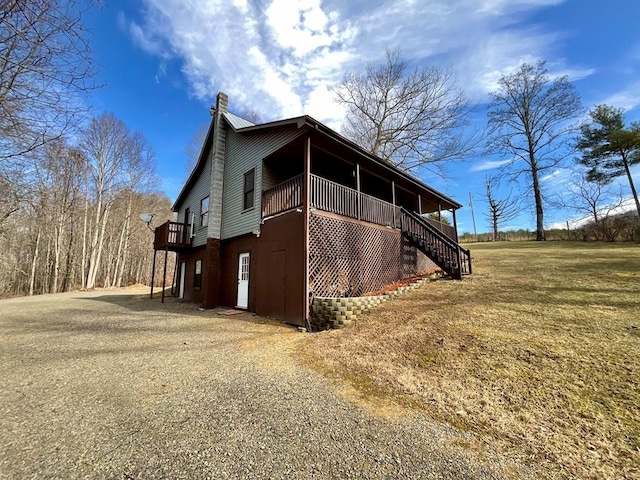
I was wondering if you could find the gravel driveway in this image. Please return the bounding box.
[1,289,525,479]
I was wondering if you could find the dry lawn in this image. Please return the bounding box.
[302,241,640,479]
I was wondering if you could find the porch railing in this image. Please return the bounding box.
[261,174,448,234]
[310,174,358,219]
[261,174,303,218]
[424,217,457,242]
[154,221,191,250]
[360,191,400,227]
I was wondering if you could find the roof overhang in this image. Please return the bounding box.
[172,112,462,212]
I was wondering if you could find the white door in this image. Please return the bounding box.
[178,262,186,299]
[237,252,250,309]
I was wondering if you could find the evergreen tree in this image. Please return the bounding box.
[576,104,640,221]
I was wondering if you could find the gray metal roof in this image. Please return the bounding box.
[223,112,255,130]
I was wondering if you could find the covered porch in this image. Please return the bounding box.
[260,136,459,241]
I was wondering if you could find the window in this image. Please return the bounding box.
[194,260,202,289]
[200,196,209,227]
[243,169,255,210]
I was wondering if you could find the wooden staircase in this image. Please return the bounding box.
[399,207,471,280]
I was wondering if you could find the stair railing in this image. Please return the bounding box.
[399,207,471,279]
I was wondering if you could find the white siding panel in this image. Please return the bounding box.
[221,128,304,240]
[175,154,211,247]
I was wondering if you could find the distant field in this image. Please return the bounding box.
[303,241,640,479]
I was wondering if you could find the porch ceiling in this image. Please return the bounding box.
[309,132,460,212]
[238,114,462,211]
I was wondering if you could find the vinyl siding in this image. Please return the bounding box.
[221,127,304,240]
[261,167,280,191]
[175,153,212,248]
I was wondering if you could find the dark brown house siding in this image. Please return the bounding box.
[219,234,258,311]
[255,211,305,325]
[176,245,207,304]
[203,239,221,308]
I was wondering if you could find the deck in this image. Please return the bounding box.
[262,174,470,278]
[153,221,191,251]
[261,173,458,240]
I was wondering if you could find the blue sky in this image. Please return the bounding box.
[84,0,640,234]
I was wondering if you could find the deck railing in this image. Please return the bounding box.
[310,175,358,219]
[261,174,449,234]
[154,221,191,250]
[423,217,457,242]
[359,191,400,227]
[261,174,303,218]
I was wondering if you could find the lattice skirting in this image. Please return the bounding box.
[309,213,433,297]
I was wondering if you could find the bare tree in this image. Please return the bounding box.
[335,49,473,174]
[112,132,156,288]
[483,175,520,241]
[184,123,209,172]
[0,0,97,161]
[551,174,625,241]
[0,167,22,229]
[487,61,582,240]
[41,141,85,293]
[81,113,129,289]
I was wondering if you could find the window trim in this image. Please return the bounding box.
[194,259,202,290]
[243,168,255,211]
[200,196,209,228]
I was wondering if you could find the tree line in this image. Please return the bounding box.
[0,1,172,297]
[0,112,174,297]
[336,51,640,242]
[2,2,639,297]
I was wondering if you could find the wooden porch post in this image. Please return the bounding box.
[417,194,422,215]
[150,249,157,299]
[161,246,168,303]
[438,202,442,222]
[304,135,311,327]
[356,162,361,220]
[452,208,459,242]
[392,180,396,226]
[171,254,178,295]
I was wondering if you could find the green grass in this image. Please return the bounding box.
[302,241,640,479]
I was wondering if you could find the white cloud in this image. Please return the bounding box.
[540,168,573,187]
[117,11,169,58]
[304,83,345,130]
[124,0,577,123]
[470,159,511,172]
[550,195,640,230]
[597,81,640,112]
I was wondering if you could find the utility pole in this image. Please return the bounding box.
[469,192,478,242]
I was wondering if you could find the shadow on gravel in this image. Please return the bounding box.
[77,293,289,330]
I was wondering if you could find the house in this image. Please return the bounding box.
[153,92,471,327]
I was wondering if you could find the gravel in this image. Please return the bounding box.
[0,289,526,479]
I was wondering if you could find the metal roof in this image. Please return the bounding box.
[223,112,255,130]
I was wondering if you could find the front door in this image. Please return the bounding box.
[237,252,250,309]
[178,262,186,299]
